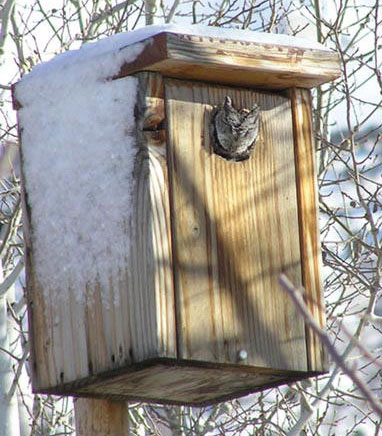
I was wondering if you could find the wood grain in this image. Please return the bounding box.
[74,398,129,435]
[115,32,341,90]
[43,359,309,406]
[291,88,327,372]
[136,72,176,359]
[165,79,307,371]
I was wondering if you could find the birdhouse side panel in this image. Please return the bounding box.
[17,74,176,392]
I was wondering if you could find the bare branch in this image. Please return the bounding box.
[0,0,16,56]
[0,256,24,297]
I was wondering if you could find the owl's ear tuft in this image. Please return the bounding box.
[224,96,233,108]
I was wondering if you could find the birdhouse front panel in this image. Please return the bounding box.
[165,79,306,370]
[14,25,340,405]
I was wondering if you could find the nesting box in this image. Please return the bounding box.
[14,25,341,406]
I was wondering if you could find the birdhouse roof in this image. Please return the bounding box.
[16,24,340,93]
[113,24,341,89]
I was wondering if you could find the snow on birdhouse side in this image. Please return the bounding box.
[15,36,147,308]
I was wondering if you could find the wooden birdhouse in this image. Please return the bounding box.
[14,25,341,406]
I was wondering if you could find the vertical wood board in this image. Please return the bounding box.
[165,79,307,371]
[135,72,176,358]
[291,88,327,372]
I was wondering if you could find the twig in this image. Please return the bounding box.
[165,0,181,23]
[0,0,16,56]
[7,342,29,401]
[0,256,24,297]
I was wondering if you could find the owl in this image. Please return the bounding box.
[211,96,260,162]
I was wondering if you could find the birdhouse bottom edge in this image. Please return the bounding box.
[33,358,326,406]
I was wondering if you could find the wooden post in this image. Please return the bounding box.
[74,398,129,435]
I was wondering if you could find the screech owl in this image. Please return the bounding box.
[211,96,260,162]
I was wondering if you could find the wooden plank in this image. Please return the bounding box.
[74,398,129,435]
[115,32,341,90]
[165,79,307,371]
[290,88,327,372]
[133,72,176,359]
[45,359,310,406]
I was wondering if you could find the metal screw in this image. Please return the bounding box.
[237,349,248,362]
